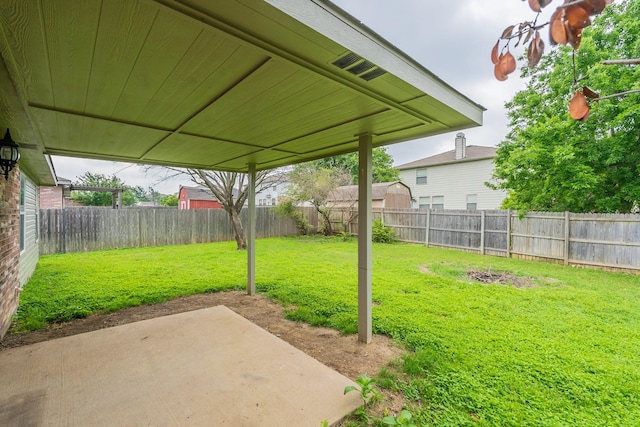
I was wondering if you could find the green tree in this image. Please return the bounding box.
[160,194,178,207]
[71,172,137,207]
[490,1,640,213]
[287,164,352,235]
[312,147,399,184]
[185,170,271,249]
[130,186,161,204]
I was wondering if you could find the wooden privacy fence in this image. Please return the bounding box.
[39,207,303,255]
[40,207,640,272]
[334,208,640,272]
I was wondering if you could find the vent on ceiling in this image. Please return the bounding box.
[332,52,362,69]
[331,52,387,81]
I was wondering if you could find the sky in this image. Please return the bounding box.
[51,0,549,194]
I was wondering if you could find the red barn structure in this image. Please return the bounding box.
[178,186,221,209]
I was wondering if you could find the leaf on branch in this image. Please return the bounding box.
[528,0,553,13]
[514,22,526,47]
[549,9,567,46]
[582,86,599,99]
[494,51,517,81]
[527,31,544,67]
[491,40,500,65]
[569,90,590,121]
[501,25,515,39]
[565,5,591,30]
[567,24,583,49]
[494,66,508,81]
[528,0,541,13]
[523,27,534,45]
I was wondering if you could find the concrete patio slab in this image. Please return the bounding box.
[0,306,362,426]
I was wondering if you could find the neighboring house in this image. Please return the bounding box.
[39,176,73,209]
[178,186,222,209]
[396,133,507,210]
[327,181,412,209]
[255,172,290,207]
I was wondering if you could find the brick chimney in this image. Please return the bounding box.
[455,132,466,160]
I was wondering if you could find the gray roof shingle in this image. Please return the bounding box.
[396,145,497,170]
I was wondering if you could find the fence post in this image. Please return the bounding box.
[506,209,511,258]
[564,211,570,266]
[480,210,486,255]
[425,210,430,247]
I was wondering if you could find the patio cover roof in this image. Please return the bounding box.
[0,0,483,185]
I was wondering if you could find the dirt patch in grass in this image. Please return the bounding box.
[418,264,433,274]
[467,270,536,288]
[1,291,407,423]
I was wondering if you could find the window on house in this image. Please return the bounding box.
[432,196,444,210]
[20,174,25,252]
[416,168,427,185]
[418,196,430,210]
[271,198,276,206]
[467,194,477,210]
[272,185,277,192]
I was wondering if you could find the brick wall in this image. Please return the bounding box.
[40,185,63,209]
[0,166,20,339]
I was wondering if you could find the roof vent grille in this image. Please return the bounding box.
[360,68,387,81]
[347,60,375,75]
[332,53,362,69]
[332,52,387,81]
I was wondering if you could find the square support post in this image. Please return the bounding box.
[358,133,372,343]
[247,164,256,295]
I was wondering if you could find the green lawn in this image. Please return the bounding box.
[15,237,640,426]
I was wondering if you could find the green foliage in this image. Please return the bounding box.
[71,172,138,206]
[160,194,179,207]
[337,230,352,241]
[16,238,640,426]
[312,147,400,184]
[372,218,395,243]
[287,164,351,235]
[274,199,312,234]
[491,1,640,213]
[130,185,161,204]
[382,410,417,426]
[345,374,382,422]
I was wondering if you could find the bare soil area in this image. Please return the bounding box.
[467,269,537,288]
[1,291,408,422]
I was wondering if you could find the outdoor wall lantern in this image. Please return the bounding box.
[0,128,20,180]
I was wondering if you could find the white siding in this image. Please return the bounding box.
[399,158,506,210]
[19,172,40,286]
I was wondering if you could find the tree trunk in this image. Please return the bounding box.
[318,207,332,236]
[230,209,246,250]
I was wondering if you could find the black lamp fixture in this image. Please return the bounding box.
[0,128,20,180]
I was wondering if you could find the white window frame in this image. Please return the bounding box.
[415,168,427,185]
[432,195,444,210]
[418,196,430,210]
[466,194,477,210]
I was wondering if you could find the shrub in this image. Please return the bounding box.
[372,218,395,243]
[274,199,312,235]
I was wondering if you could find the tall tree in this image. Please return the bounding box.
[184,170,271,249]
[490,1,640,213]
[71,172,137,206]
[311,147,399,184]
[287,164,352,235]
